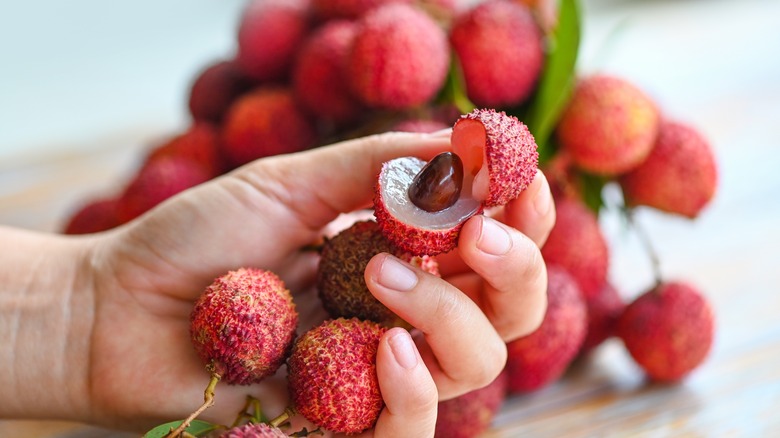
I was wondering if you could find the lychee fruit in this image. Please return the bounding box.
[145,122,223,178]
[617,281,714,382]
[287,317,387,434]
[63,198,121,235]
[116,156,211,222]
[220,422,288,438]
[391,118,449,134]
[312,0,412,20]
[374,108,538,255]
[190,268,298,385]
[557,75,660,176]
[292,20,363,123]
[580,282,625,354]
[317,220,439,327]
[221,87,317,168]
[348,3,449,109]
[435,371,508,438]
[540,196,609,299]
[620,120,718,218]
[450,0,543,108]
[188,60,253,124]
[505,266,587,393]
[236,0,311,82]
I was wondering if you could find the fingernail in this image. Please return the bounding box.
[533,172,553,217]
[377,255,418,291]
[388,329,418,370]
[477,216,512,255]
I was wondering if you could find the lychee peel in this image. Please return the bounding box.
[188,60,253,124]
[190,268,298,385]
[220,422,288,438]
[63,198,120,235]
[580,282,625,354]
[145,122,222,178]
[313,0,412,19]
[288,317,388,434]
[435,371,508,438]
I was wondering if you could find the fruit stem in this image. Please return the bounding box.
[165,367,222,438]
[269,406,297,428]
[625,208,663,288]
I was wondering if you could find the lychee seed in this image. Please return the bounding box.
[408,152,464,213]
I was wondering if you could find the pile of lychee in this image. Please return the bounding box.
[55,0,718,436]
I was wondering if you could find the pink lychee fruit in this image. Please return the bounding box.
[287,317,388,434]
[620,120,718,218]
[580,282,625,354]
[145,122,223,178]
[63,198,121,235]
[190,268,298,385]
[505,266,587,393]
[450,0,543,108]
[220,422,288,438]
[557,75,660,176]
[348,3,449,109]
[391,118,449,134]
[617,281,715,382]
[312,0,412,20]
[188,60,253,124]
[435,371,508,438]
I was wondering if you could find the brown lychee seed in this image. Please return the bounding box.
[288,317,388,434]
[189,268,298,385]
[408,152,464,212]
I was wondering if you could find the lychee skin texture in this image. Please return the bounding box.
[349,3,449,109]
[557,75,660,176]
[236,0,310,82]
[318,221,439,326]
[221,87,317,168]
[620,120,718,218]
[188,60,253,124]
[288,318,388,434]
[540,196,609,299]
[292,20,363,123]
[313,0,412,19]
[220,422,288,438]
[190,268,298,385]
[580,282,625,354]
[435,371,508,438]
[505,266,587,393]
[145,122,223,178]
[617,282,714,382]
[450,0,543,108]
[63,198,120,235]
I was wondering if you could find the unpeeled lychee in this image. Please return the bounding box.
[188,60,253,124]
[617,281,714,382]
[190,268,298,385]
[505,266,587,393]
[620,120,718,218]
[145,122,223,178]
[557,75,660,176]
[540,196,609,299]
[287,317,387,434]
[312,0,412,19]
[580,282,625,354]
[317,221,439,327]
[63,198,121,235]
[348,3,449,109]
[220,422,288,438]
[435,371,508,438]
[450,0,543,108]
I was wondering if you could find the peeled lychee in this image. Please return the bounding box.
[617,281,714,382]
[190,268,298,385]
[435,371,508,438]
[505,266,587,393]
[317,220,439,326]
[580,282,625,354]
[188,60,253,124]
[348,3,449,109]
[63,198,121,235]
[450,0,543,108]
[541,196,609,299]
[312,0,412,19]
[145,122,223,178]
[220,422,288,438]
[374,109,538,256]
[620,120,718,218]
[221,87,317,168]
[287,317,387,434]
[557,75,660,176]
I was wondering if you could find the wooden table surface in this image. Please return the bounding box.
[2,0,779,436]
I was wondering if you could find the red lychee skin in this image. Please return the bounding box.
[63,198,121,235]
[236,0,311,82]
[450,0,543,108]
[580,282,625,354]
[292,20,363,123]
[453,108,539,207]
[288,317,388,434]
[617,281,714,382]
[505,266,587,393]
[116,156,211,223]
[221,87,317,168]
[391,118,449,133]
[435,371,508,438]
[188,60,253,124]
[313,0,412,19]
[540,196,609,299]
[620,120,718,218]
[145,122,223,178]
[190,268,298,385]
[557,75,660,176]
[348,3,449,109]
[220,422,288,438]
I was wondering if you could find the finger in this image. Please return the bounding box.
[365,254,507,398]
[496,169,556,248]
[456,215,548,341]
[348,328,438,438]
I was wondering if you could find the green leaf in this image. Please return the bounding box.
[525,0,581,159]
[578,171,608,214]
[437,54,476,115]
[143,419,221,438]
